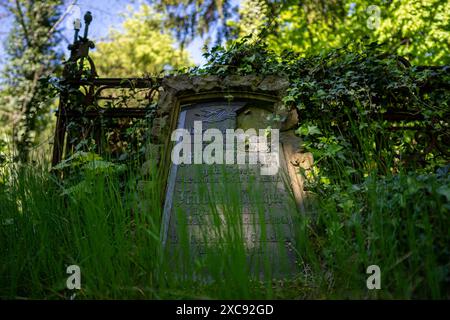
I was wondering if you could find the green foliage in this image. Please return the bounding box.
[0,0,63,162]
[195,35,281,75]
[0,164,161,299]
[91,4,192,77]
[52,151,127,196]
[304,171,450,298]
[1,1,448,299]
[0,163,301,299]
[227,0,269,40]
[195,38,449,181]
[0,161,448,298]
[149,0,237,45]
[154,0,450,65]
[185,39,449,298]
[266,0,450,65]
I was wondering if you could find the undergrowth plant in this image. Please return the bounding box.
[1,39,449,299]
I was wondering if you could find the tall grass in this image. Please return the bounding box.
[1,163,161,299]
[297,105,450,299]
[0,160,303,299]
[0,151,448,299]
[299,172,449,299]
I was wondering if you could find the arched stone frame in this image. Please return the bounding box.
[151,75,312,241]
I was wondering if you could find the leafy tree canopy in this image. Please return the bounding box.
[91,4,192,78]
[148,0,239,45]
[265,0,450,65]
[152,0,450,66]
[0,0,63,162]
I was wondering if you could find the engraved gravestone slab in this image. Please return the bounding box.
[162,100,299,276]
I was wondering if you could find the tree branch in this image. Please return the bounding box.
[14,0,31,47]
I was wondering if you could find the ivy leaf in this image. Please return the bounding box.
[282,95,295,103]
[296,124,322,137]
[324,144,343,157]
[307,125,322,136]
[437,185,450,202]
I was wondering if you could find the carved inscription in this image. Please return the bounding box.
[163,101,299,275]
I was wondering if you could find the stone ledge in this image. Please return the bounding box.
[161,74,289,95]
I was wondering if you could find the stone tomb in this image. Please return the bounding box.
[152,75,312,276]
[155,76,309,276]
